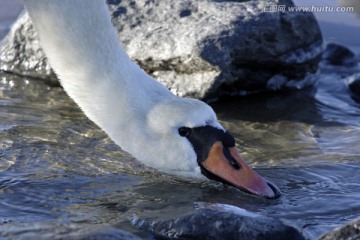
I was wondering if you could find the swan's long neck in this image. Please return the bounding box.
[23,0,173,150]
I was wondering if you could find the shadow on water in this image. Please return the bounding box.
[211,88,323,125]
[211,84,360,127]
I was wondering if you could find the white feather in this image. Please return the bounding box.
[22,0,224,178]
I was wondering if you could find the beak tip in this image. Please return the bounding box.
[241,178,281,199]
[264,181,281,199]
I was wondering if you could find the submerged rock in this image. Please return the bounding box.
[132,204,309,240]
[0,0,323,99]
[322,43,358,67]
[348,74,360,103]
[319,216,360,240]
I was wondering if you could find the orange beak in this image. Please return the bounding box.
[200,141,280,199]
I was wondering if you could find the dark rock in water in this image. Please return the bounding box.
[347,74,360,103]
[318,216,360,240]
[0,0,323,99]
[349,79,360,97]
[322,43,358,67]
[132,205,308,240]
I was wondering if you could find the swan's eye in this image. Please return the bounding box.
[178,127,192,137]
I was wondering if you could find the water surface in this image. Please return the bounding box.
[1,63,360,239]
[1,0,360,239]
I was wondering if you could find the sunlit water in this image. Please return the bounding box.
[1,59,360,239]
[1,1,360,239]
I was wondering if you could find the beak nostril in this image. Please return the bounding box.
[222,147,241,170]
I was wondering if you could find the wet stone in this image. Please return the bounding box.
[322,43,358,67]
[349,79,360,97]
[0,12,57,83]
[132,206,309,240]
[319,216,360,240]
[347,73,360,103]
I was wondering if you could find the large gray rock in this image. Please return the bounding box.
[0,0,323,99]
[0,12,57,83]
[319,216,360,240]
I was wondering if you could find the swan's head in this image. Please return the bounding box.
[22,0,279,199]
[141,97,281,199]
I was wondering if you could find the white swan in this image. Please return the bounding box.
[22,0,280,198]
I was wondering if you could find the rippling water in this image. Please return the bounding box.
[0,62,360,238]
[1,1,360,239]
